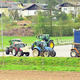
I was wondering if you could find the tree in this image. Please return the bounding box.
[32,11,46,34]
[9,10,15,19]
[46,0,58,36]
[9,10,19,20]
[14,10,19,20]
[57,12,68,20]
[78,15,80,22]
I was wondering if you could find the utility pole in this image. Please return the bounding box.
[1,0,3,50]
[1,0,4,68]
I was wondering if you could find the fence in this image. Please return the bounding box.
[0,39,73,50]
[54,39,73,44]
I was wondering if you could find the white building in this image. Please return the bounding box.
[59,2,80,17]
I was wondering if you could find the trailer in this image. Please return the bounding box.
[70,30,80,57]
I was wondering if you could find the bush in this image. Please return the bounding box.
[75,18,79,23]
[18,17,24,20]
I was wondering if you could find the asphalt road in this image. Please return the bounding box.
[0,45,72,57]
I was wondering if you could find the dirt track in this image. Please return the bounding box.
[0,70,80,80]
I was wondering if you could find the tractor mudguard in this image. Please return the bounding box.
[47,39,53,43]
[71,48,79,54]
[34,47,41,52]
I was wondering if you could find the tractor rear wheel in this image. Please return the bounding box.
[12,49,17,56]
[6,47,10,55]
[43,52,49,57]
[70,50,78,57]
[51,51,56,57]
[48,40,54,49]
[33,49,40,57]
[25,52,30,56]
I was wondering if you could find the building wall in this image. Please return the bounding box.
[0,8,9,16]
[22,10,28,17]
[62,7,75,14]
[17,4,24,8]
[22,9,45,17]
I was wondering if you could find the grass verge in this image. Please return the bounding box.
[1,36,73,46]
[0,57,80,71]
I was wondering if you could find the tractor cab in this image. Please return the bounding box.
[35,41,47,49]
[37,34,49,41]
[9,39,22,45]
[13,42,25,48]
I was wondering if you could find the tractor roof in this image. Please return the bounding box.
[39,34,49,36]
[12,39,21,40]
[14,42,23,44]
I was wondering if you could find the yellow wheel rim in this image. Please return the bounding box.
[50,43,53,48]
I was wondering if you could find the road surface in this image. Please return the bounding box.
[0,45,72,57]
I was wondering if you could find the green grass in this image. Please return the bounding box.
[0,36,73,46]
[0,57,80,71]
[0,49,5,52]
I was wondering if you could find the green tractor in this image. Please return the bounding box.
[31,34,54,50]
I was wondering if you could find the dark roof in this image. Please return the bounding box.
[22,3,48,10]
[60,2,74,7]
[59,2,80,9]
[22,3,42,10]
[0,2,10,8]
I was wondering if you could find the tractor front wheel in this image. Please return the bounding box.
[33,49,40,57]
[17,51,23,57]
[43,52,49,57]
[48,40,54,49]
[70,50,78,57]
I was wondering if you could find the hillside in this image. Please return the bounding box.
[0,27,34,36]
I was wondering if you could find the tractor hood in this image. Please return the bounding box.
[20,46,29,52]
[45,47,53,52]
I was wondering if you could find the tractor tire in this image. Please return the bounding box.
[25,52,30,56]
[32,49,40,57]
[6,47,10,55]
[70,50,78,57]
[51,50,56,57]
[43,52,49,57]
[48,40,54,49]
[12,49,17,56]
[17,51,23,57]
[31,43,34,50]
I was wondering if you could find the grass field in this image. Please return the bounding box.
[0,57,80,71]
[0,36,74,46]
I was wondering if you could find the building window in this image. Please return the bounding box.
[64,8,67,10]
[34,11,36,14]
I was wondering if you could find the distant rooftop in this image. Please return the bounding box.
[0,1,10,8]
